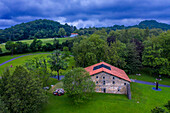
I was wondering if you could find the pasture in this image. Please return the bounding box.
[0,37,71,53]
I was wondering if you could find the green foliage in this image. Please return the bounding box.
[73,34,106,67]
[42,43,54,51]
[104,40,127,69]
[30,38,43,52]
[125,42,141,73]
[63,46,70,58]
[53,38,60,49]
[0,95,9,113]
[151,107,166,113]
[94,28,107,40]
[25,57,50,87]
[165,101,170,110]
[58,28,66,37]
[5,41,15,55]
[48,50,68,80]
[0,19,76,43]
[0,47,2,54]
[63,68,95,104]
[0,66,47,113]
[142,31,170,76]
[107,30,121,45]
[15,41,30,53]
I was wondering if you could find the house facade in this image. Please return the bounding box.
[84,62,131,94]
[70,33,78,37]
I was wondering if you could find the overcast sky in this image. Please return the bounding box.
[0,0,170,29]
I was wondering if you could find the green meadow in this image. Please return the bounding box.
[0,37,71,53]
[41,82,170,113]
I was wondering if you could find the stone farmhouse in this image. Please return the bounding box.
[84,62,131,94]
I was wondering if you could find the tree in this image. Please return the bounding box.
[0,47,2,54]
[94,28,107,40]
[0,66,47,113]
[165,100,170,111]
[25,57,50,87]
[53,38,60,49]
[30,38,43,52]
[15,41,29,53]
[63,46,70,58]
[73,34,106,67]
[48,50,68,80]
[5,41,15,56]
[58,28,66,37]
[144,27,150,40]
[104,40,127,69]
[63,68,95,104]
[0,95,9,113]
[125,42,141,74]
[142,34,170,77]
[42,43,54,51]
[151,107,165,113]
[107,30,120,46]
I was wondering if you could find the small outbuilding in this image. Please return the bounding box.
[84,62,131,94]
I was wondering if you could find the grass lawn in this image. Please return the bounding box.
[0,52,75,76]
[0,53,51,75]
[0,37,71,53]
[0,52,53,64]
[41,82,170,113]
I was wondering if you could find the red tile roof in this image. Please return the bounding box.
[84,62,131,82]
[71,33,78,35]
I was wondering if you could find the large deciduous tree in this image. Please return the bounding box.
[30,38,43,52]
[142,31,170,77]
[58,28,66,37]
[48,50,68,80]
[0,66,47,113]
[5,41,15,56]
[63,68,95,104]
[125,42,141,74]
[25,57,50,87]
[73,34,107,67]
[104,40,127,69]
[0,47,2,54]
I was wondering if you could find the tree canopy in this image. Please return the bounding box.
[0,66,47,113]
[63,67,95,104]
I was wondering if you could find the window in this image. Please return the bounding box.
[113,81,115,84]
[103,76,105,79]
[93,64,111,70]
[103,81,105,85]
[96,81,98,84]
[96,76,98,79]
[124,83,126,85]
[113,77,115,79]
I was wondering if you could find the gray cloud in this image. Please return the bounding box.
[0,0,170,29]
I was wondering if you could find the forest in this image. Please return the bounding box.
[0,19,77,43]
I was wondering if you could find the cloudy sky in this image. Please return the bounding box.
[0,0,170,29]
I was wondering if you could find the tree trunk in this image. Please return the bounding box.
[12,47,13,56]
[57,70,59,80]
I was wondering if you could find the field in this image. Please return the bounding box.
[0,37,71,53]
[41,82,170,113]
[0,52,75,76]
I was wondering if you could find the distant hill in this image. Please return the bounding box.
[0,19,77,43]
[127,20,170,30]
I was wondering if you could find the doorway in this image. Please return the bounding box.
[103,88,106,93]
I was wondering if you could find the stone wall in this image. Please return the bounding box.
[91,72,130,94]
